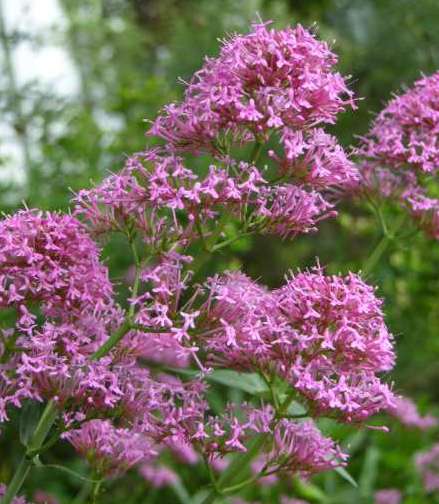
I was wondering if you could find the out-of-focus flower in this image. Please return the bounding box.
[374,489,402,504]
[0,485,30,504]
[388,396,437,430]
[33,490,59,504]
[357,72,439,239]
[416,443,439,493]
[139,463,179,488]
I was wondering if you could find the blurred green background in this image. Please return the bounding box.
[1,1,439,502]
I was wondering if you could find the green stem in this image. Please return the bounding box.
[92,478,102,504]
[250,141,263,164]
[210,231,254,253]
[128,240,140,320]
[90,320,132,360]
[200,389,296,504]
[0,457,31,504]
[1,401,58,504]
[196,218,211,253]
[361,234,391,277]
[362,215,406,277]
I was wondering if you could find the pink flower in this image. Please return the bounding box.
[374,489,402,504]
[274,128,358,188]
[357,72,439,239]
[139,463,178,488]
[359,72,439,173]
[0,485,30,504]
[388,395,437,430]
[201,266,395,423]
[282,499,310,504]
[33,490,59,504]
[63,419,156,477]
[0,210,120,421]
[276,267,396,422]
[416,443,439,493]
[150,22,354,154]
[265,420,347,477]
[256,185,336,239]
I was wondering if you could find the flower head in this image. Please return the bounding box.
[357,72,439,239]
[150,22,353,155]
[63,419,156,477]
[276,267,396,421]
[266,419,347,477]
[359,72,439,173]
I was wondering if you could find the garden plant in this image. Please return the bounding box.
[1,19,439,504]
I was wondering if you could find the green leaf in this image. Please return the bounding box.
[19,401,43,448]
[170,479,192,504]
[171,368,268,395]
[207,370,268,394]
[292,477,327,502]
[287,400,308,416]
[334,466,358,488]
[359,446,380,497]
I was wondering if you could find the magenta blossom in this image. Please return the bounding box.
[357,72,439,239]
[201,266,395,423]
[388,395,437,430]
[150,22,354,155]
[267,419,347,477]
[415,443,439,493]
[63,419,156,477]
[0,486,30,504]
[374,489,402,504]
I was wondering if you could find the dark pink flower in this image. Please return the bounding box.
[150,23,354,155]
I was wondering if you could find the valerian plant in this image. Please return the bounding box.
[0,21,437,504]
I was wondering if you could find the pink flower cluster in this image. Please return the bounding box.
[233,499,310,504]
[359,73,439,173]
[388,395,437,430]
[63,419,156,477]
[150,22,354,155]
[193,403,346,477]
[201,266,395,422]
[374,489,402,504]
[0,21,400,500]
[267,419,347,476]
[0,210,118,422]
[0,210,208,477]
[357,72,439,239]
[0,486,29,504]
[415,443,439,493]
[272,127,358,189]
[32,492,58,504]
[74,149,338,247]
